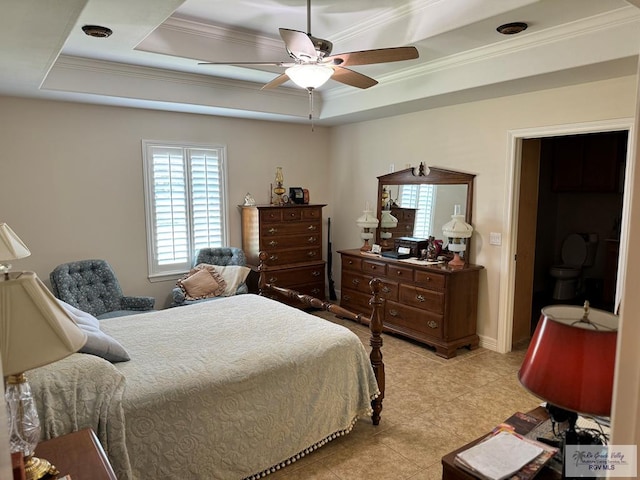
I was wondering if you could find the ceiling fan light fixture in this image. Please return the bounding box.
[286,64,333,89]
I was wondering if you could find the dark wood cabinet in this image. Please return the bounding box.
[339,249,483,358]
[550,132,623,193]
[390,207,417,236]
[241,204,326,302]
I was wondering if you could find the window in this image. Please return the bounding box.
[399,184,436,238]
[142,141,228,279]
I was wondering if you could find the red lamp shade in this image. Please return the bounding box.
[518,304,618,417]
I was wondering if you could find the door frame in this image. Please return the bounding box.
[497,118,635,353]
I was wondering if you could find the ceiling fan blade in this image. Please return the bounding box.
[261,73,290,90]
[331,67,378,89]
[325,46,419,67]
[198,61,292,67]
[280,28,317,60]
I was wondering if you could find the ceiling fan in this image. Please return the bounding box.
[199,0,419,92]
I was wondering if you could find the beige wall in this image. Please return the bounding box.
[0,97,331,308]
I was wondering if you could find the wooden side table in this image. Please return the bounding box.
[34,429,116,480]
[441,407,561,480]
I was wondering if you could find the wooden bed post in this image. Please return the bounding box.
[257,251,385,425]
[368,278,384,425]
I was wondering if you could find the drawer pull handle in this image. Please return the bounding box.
[307,251,317,257]
[312,270,321,277]
[269,240,278,247]
[343,295,351,301]
[427,320,438,329]
[348,260,354,265]
[396,270,403,276]
[381,286,391,294]
[308,236,317,243]
[416,294,426,302]
[290,212,296,217]
[389,309,399,317]
[269,254,278,261]
[308,225,317,231]
[268,227,278,234]
[311,288,320,295]
[370,265,377,270]
[352,279,360,286]
[269,276,278,283]
[424,277,431,282]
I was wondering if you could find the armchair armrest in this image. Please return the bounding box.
[171,287,186,306]
[121,296,155,311]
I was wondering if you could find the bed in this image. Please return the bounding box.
[28,278,385,480]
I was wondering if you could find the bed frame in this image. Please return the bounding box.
[257,251,385,425]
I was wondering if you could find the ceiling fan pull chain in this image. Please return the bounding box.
[308,87,315,131]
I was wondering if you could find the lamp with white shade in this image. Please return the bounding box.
[0,223,31,279]
[442,205,473,267]
[356,205,379,252]
[1,225,87,480]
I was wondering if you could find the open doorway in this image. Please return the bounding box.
[511,130,628,347]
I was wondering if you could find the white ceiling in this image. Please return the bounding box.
[1,0,638,125]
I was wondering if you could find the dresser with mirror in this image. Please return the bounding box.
[339,165,483,358]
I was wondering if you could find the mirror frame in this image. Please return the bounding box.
[376,163,475,252]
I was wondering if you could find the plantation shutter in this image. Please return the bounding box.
[143,141,227,278]
[399,184,436,238]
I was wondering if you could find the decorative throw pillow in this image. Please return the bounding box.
[57,300,130,363]
[177,266,227,300]
[201,264,251,296]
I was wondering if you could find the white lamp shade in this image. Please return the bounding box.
[356,209,379,229]
[442,205,473,240]
[0,272,87,375]
[0,223,31,261]
[286,64,334,89]
[380,210,398,229]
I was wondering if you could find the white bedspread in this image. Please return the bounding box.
[29,294,379,479]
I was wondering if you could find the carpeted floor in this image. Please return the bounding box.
[266,310,540,480]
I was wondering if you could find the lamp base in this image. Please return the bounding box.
[24,455,59,480]
[447,252,465,268]
[360,240,372,252]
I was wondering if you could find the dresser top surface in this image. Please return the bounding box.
[339,249,484,273]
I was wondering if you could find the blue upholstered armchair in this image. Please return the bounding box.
[50,259,155,319]
[171,247,249,307]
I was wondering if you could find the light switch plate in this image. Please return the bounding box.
[489,232,502,246]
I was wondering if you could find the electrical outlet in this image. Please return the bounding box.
[489,232,502,246]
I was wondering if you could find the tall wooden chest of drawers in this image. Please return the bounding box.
[241,204,326,302]
[339,249,483,358]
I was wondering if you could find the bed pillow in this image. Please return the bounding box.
[57,300,130,363]
[177,266,227,300]
[197,264,251,296]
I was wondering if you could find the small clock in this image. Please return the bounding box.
[289,187,305,204]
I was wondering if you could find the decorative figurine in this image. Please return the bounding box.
[243,193,256,206]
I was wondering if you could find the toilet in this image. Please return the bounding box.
[549,233,598,301]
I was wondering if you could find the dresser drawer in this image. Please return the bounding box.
[340,288,373,316]
[262,264,324,286]
[414,271,446,290]
[302,207,323,220]
[385,301,443,339]
[386,265,413,282]
[261,233,321,250]
[282,208,303,222]
[262,247,322,266]
[260,221,321,237]
[342,272,398,301]
[342,256,363,272]
[362,259,387,276]
[260,209,283,223]
[399,284,444,313]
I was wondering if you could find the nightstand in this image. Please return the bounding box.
[34,429,116,480]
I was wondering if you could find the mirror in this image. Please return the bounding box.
[376,164,475,254]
